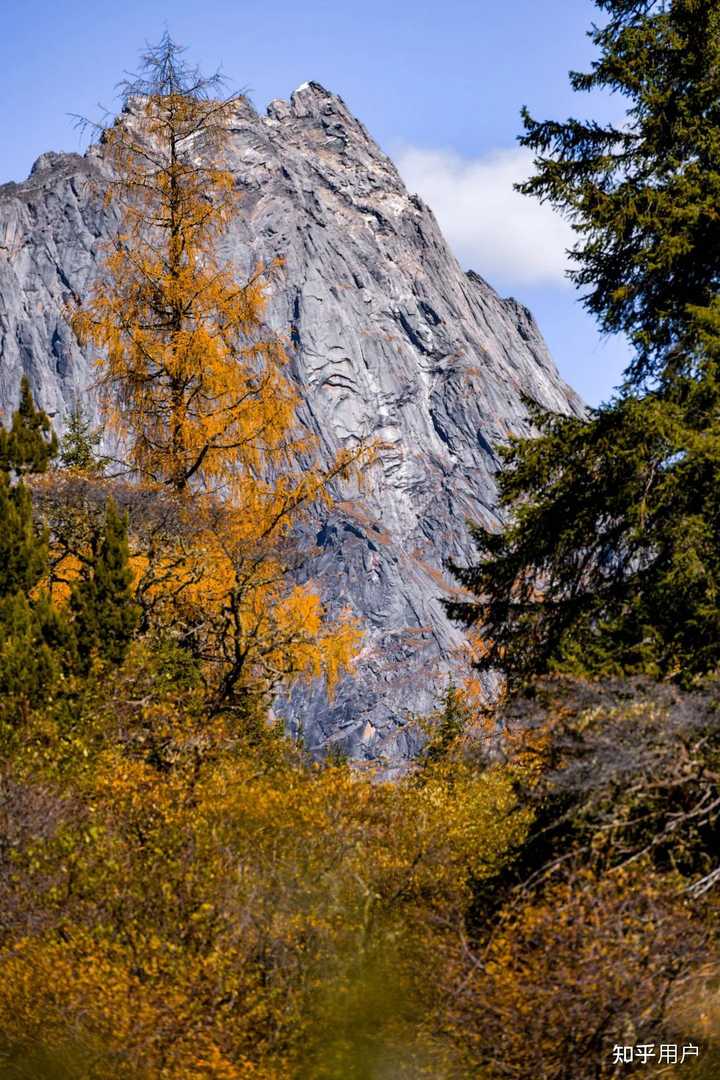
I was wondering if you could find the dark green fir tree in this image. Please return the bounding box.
[420,682,474,768]
[0,379,70,719]
[0,478,48,600]
[71,499,139,669]
[518,0,720,389]
[447,0,720,690]
[59,400,107,474]
[0,375,58,477]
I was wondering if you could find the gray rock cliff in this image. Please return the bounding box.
[0,82,582,762]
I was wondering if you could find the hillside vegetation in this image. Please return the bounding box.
[2,5,720,1077]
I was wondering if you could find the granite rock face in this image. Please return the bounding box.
[0,82,582,762]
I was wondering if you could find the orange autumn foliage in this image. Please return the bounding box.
[7,38,719,1080]
[0,654,530,1079]
[68,39,366,706]
[72,79,296,496]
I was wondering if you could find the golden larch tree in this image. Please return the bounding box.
[72,35,363,713]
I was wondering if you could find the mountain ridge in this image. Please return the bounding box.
[0,81,582,761]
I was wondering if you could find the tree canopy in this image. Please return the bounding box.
[448,0,720,689]
[519,0,720,389]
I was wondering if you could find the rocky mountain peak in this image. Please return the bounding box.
[0,84,582,762]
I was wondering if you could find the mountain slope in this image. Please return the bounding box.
[0,82,582,761]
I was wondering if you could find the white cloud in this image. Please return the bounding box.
[394,145,575,288]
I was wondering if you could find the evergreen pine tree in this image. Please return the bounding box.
[71,500,139,669]
[0,381,70,718]
[447,0,720,689]
[420,683,473,767]
[518,0,720,389]
[0,477,48,600]
[0,376,58,477]
[59,401,106,473]
[0,589,74,722]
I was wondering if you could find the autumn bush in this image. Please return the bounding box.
[2,657,718,1079]
[431,679,720,1080]
[1,397,718,1079]
[0,638,532,1078]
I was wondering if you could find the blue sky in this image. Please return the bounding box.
[1,0,631,403]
